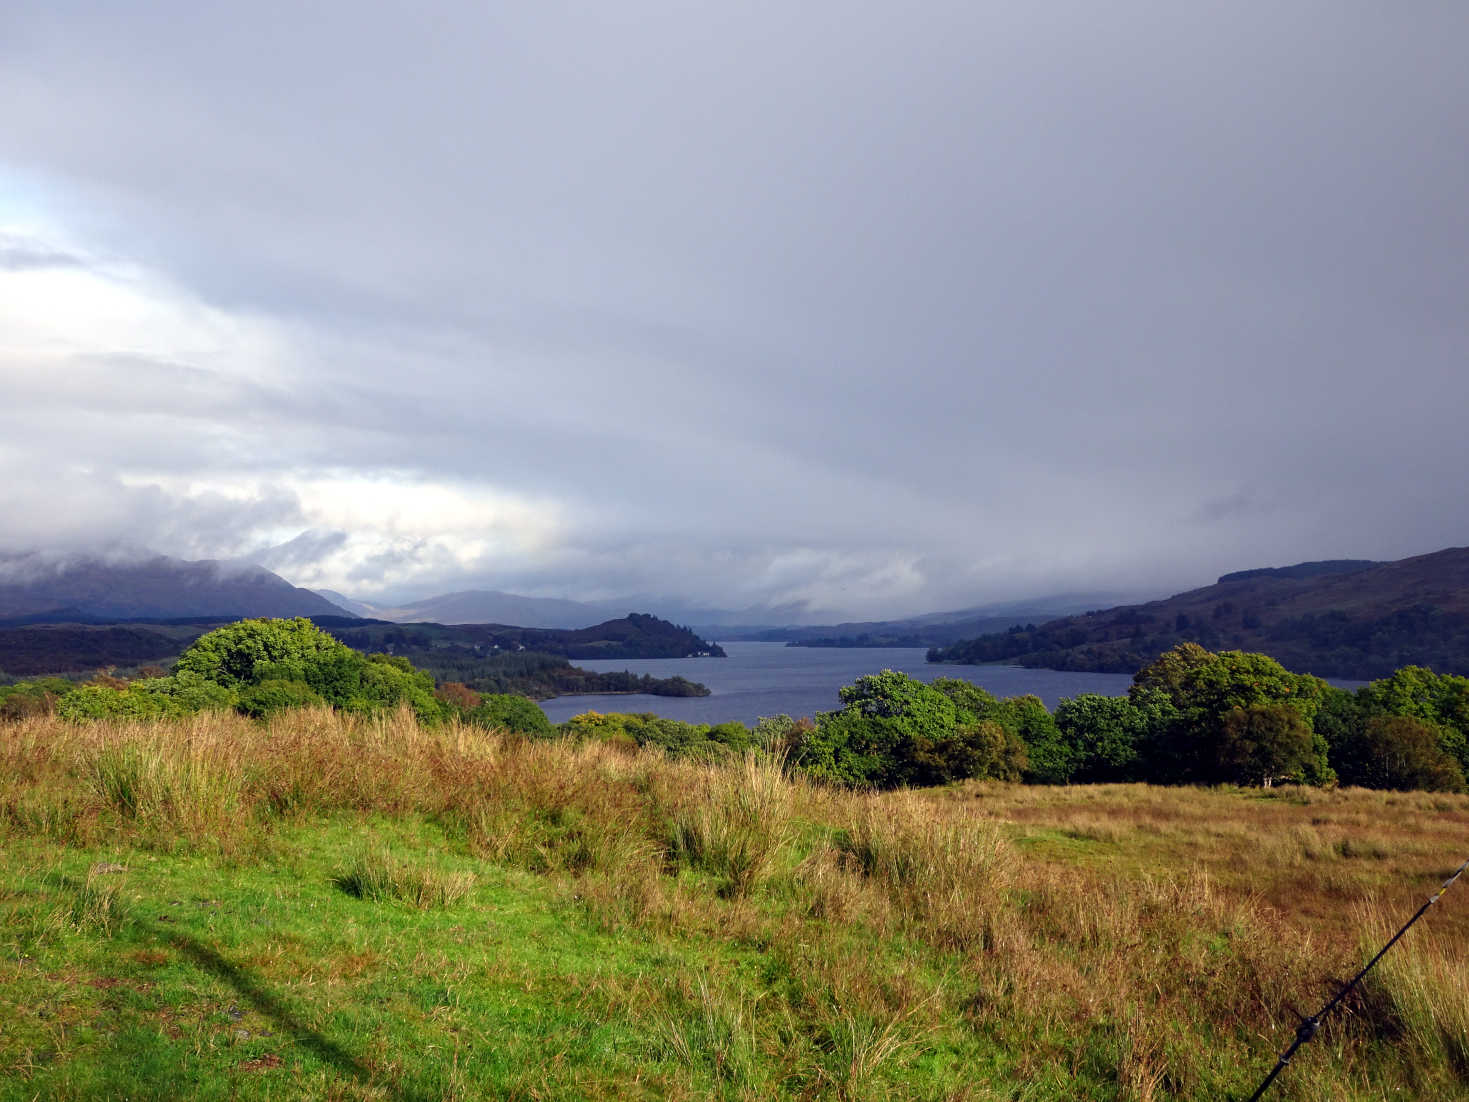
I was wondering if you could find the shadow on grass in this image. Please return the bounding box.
[135,912,439,1102]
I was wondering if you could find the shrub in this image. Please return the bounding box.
[58,684,173,722]
[434,681,482,715]
[469,693,553,736]
[174,619,443,722]
[236,679,326,719]
[793,671,1029,789]
[176,617,351,688]
[560,711,752,759]
[0,679,67,721]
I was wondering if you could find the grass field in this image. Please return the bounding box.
[2,709,1467,1100]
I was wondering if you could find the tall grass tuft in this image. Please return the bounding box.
[832,793,1016,952]
[664,751,794,898]
[53,868,128,937]
[1359,916,1469,1083]
[332,848,474,909]
[651,974,765,1091]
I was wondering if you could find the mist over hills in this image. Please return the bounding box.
[12,542,1469,683]
[930,548,1469,679]
[724,594,1128,647]
[0,551,351,622]
[313,589,613,630]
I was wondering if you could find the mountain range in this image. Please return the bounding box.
[929,548,1469,679]
[725,594,1127,648]
[313,588,611,629]
[0,551,350,623]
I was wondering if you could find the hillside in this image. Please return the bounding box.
[730,594,1124,648]
[929,548,1469,679]
[319,588,612,629]
[328,613,724,664]
[0,551,351,622]
[0,613,720,687]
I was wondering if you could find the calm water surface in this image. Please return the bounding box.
[539,641,1136,726]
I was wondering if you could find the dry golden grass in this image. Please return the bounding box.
[3,709,1467,1098]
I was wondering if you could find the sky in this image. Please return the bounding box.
[2,2,1467,621]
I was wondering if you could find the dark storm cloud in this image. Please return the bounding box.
[1,1,1467,616]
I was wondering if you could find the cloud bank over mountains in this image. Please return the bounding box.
[2,2,1467,619]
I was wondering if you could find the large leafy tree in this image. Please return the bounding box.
[1052,689,1177,783]
[1331,715,1466,792]
[791,670,1027,789]
[176,618,353,689]
[1132,644,1331,785]
[174,618,442,722]
[1356,666,1469,777]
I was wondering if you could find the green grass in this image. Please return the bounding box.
[0,818,959,1100]
[3,711,1468,1099]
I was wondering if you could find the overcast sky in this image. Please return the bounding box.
[2,2,1467,620]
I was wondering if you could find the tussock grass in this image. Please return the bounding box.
[54,867,128,937]
[2,711,1468,1100]
[664,751,795,897]
[332,847,474,909]
[1359,912,1469,1085]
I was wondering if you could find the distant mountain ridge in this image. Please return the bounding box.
[316,589,613,629]
[0,551,352,622]
[1216,560,1380,585]
[929,547,1469,680]
[723,594,1128,648]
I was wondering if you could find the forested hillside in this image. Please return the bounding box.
[930,548,1469,679]
[0,614,717,699]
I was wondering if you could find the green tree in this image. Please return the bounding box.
[795,671,963,788]
[1132,644,1330,785]
[1357,667,1469,778]
[1052,690,1176,783]
[791,670,1031,789]
[992,694,1069,784]
[176,618,354,689]
[1215,704,1318,787]
[1332,715,1466,792]
[176,618,444,722]
[469,694,553,736]
[929,677,1000,719]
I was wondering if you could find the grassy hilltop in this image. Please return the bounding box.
[3,709,1468,1100]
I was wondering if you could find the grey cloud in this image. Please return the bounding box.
[0,233,85,271]
[1,2,1467,616]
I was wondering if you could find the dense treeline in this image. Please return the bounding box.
[6,622,1465,795]
[0,614,715,700]
[0,618,714,741]
[0,624,189,676]
[330,612,725,661]
[819,643,1466,792]
[364,646,709,699]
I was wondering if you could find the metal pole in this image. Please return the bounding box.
[1244,857,1469,1102]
